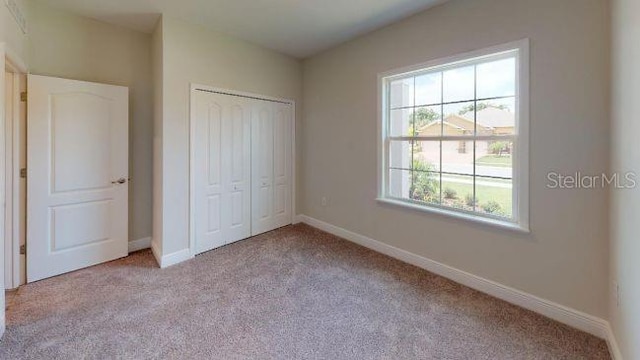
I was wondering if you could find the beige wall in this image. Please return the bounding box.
[27,1,153,242]
[158,17,302,255]
[302,0,610,318]
[610,0,640,357]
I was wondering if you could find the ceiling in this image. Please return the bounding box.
[33,0,446,58]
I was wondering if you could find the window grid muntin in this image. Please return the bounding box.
[389,95,516,111]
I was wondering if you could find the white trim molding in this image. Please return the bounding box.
[606,325,623,360]
[297,215,612,341]
[151,241,193,269]
[128,237,152,253]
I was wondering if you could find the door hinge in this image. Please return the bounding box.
[20,92,27,102]
[20,168,26,178]
[19,245,25,255]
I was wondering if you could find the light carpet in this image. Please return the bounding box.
[0,224,610,359]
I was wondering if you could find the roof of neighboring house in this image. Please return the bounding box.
[459,106,515,128]
[416,106,515,134]
[418,120,467,132]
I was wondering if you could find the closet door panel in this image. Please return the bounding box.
[251,101,292,235]
[194,92,225,254]
[251,102,275,235]
[272,103,292,228]
[224,100,251,244]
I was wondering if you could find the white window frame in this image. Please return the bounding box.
[377,39,530,233]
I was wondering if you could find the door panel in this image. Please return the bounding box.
[251,103,274,235]
[272,103,292,227]
[251,101,292,235]
[51,93,112,193]
[207,104,222,187]
[27,74,128,282]
[51,200,112,251]
[194,92,225,253]
[207,195,221,233]
[222,99,251,243]
[193,91,250,254]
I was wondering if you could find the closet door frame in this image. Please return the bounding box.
[188,84,296,256]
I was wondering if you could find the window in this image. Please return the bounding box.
[378,40,529,231]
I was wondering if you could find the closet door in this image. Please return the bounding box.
[251,101,275,235]
[251,101,292,235]
[224,97,252,244]
[271,102,293,229]
[193,91,250,254]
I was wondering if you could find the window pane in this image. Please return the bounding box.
[413,141,441,171]
[475,98,515,136]
[410,169,440,205]
[383,46,523,224]
[443,65,474,103]
[415,72,441,106]
[477,57,515,99]
[475,176,513,219]
[389,78,414,108]
[389,140,412,169]
[390,108,413,137]
[413,105,442,136]
[441,175,474,212]
[443,101,474,136]
[389,169,411,199]
[475,140,513,179]
[442,140,474,176]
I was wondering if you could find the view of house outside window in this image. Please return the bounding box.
[382,45,525,223]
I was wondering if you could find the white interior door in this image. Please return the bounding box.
[27,75,129,282]
[193,90,251,254]
[251,101,292,235]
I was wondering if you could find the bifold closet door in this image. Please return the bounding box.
[251,101,292,235]
[193,91,251,254]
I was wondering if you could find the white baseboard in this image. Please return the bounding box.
[606,325,623,360]
[128,237,152,253]
[297,215,611,341]
[151,241,162,267]
[150,242,193,269]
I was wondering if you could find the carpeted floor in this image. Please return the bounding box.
[0,224,610,359]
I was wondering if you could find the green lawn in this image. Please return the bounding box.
[440,178,512,218]
[476,155,512,168]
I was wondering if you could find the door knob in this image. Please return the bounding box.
[111,178,127,185]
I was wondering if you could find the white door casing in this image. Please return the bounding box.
[27,75,129,282]
[4,72,14,287]
[193,90,251,255]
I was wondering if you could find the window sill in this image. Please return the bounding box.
[375,197,530,234]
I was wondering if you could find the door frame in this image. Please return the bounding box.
[188,83,297,257]
[2,43,27,290]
